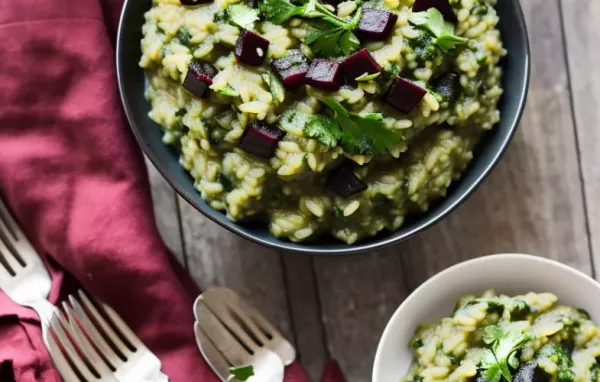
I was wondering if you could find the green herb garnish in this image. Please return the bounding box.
[175,108,187,117]
[538,344,575,382]
[229,365,254,381]
[472,4,488,15]
[176,27,193,47]
[411,339,424,349]
[303,97,401,155]
[479,325,532,382]
[305,114,342,147]
[408,8,467,53]
[333,206,343,217]
[218,173,234,193]
[355,72,381,82]
[304,9,361,57]
[227,3,260,29]
[260,0,361,57]
[216,84,239,97]
[487,301,504,315]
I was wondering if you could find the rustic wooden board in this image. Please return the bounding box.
[177,198,295,342]
[312,253,410,381]
[281,253,329,381]
[559,0,599,279]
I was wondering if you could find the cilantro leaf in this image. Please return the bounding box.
[483,325,504,345]
[227,4,260,29]
[175,108,187,117]
[494,329,531,381]
[479,326,531,382]
[305,20,360,57]
[318,97,401,155]
[304,114,342,147]
[408,8,467,52]
[259,0,309,24]
[229,365,254,381]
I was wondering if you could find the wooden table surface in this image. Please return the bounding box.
[145,0,600,380]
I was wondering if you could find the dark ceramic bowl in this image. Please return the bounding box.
[116,0,530,255]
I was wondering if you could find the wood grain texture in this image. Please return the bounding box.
[281,253,328,381]
[559,0,599,279]
[145,158,186,266]
[312,253,409,382]
[398,0,592,289]
[178,198,295,342]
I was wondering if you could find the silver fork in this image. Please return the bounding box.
[199,288,296,365]
[45,290,169,382]
[0,198,55,325]
[194,299,284,382]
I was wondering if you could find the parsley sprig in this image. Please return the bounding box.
[229,365,254,381]
[479,326,531,382]
[408,8,467,52]
[227,3,260,30]
[303,97,401,155]
[259,0,361,57]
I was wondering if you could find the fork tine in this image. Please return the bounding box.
[0,197,18,241]
[69,295,124,368]
[49,311,101,381]
[195,301,250,367]
[76,290,131,356]
[226,299,270,343]
[201,291,262,351]
[45,325,86,382]
[0,235,22,274]
[62,300,115,375]
[92,295,142,348]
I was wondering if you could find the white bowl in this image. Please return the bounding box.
[372,253,600,382]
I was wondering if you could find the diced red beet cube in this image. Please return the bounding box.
[271,51,311,89]
[342,48,382,81]
[183,59,218,99]
[235,30,270,66]
[305,59,342,90]
[326,161,367,198]
[385,76,427,114]
[356,9,398,42]
[180,0,212,5]
[413,0,456,21]
[239,121,286,159]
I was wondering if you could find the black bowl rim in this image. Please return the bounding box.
[116,0,530,256]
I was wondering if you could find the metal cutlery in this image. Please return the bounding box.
[0,197,167,382]
[193,287,295,381]
[194,299,285,382]
[199,288,296,366]
[0,197,56,325]
[45,290,168,382]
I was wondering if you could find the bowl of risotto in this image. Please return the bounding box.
[373,254,600,382]
[116,0,529,254]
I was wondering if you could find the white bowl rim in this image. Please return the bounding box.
[372,253,600,381]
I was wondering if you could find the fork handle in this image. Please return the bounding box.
[29,298,57,325]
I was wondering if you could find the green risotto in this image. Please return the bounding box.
[140,0,505,244]
[404,290,600,382]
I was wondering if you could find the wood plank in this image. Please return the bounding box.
[281,253,328,381]
[312,253,410,382]
[178,198,295,343]
[399,0,592,288]
[145,158,186,266]
[559,0,600,279]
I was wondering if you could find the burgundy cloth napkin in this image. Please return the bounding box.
[0,1,345,381]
